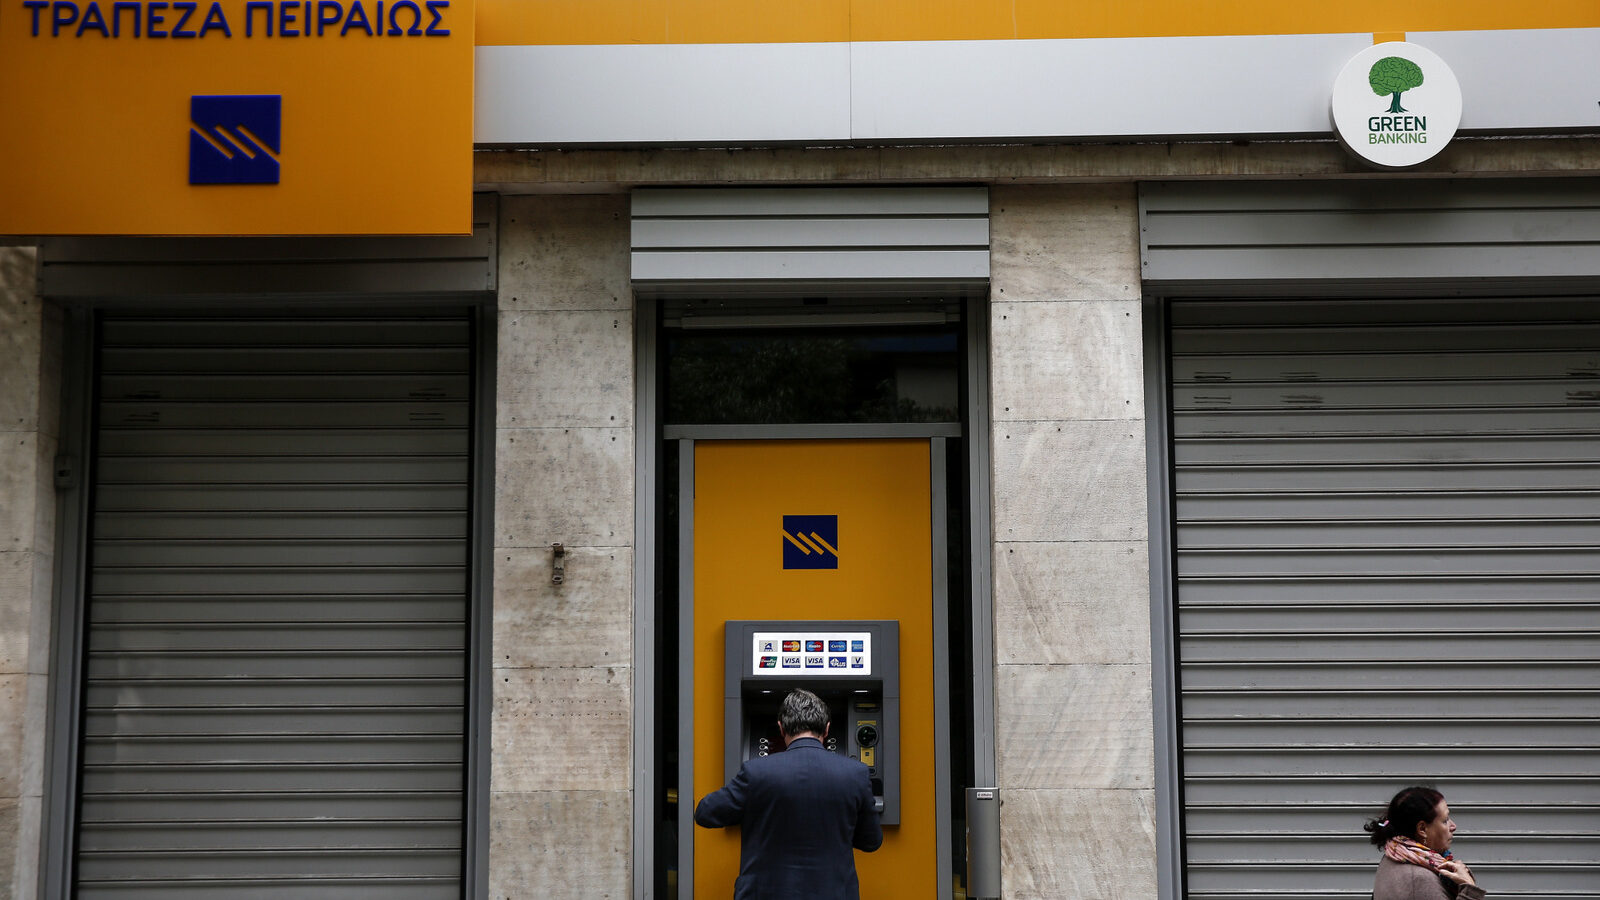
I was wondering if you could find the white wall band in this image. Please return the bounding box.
[475,28,1600,146]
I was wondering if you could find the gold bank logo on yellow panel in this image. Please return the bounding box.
[189,95,280,184]
[782,514,839,569]
[1,0,473,235]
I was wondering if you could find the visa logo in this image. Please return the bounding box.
[805,656,824,667]
[782,656,801,668]
[851,656,865,668]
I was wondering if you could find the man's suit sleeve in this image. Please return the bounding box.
[693,765,749,829]
[851,767,883,852]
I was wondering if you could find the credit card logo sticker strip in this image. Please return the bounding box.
[750,632,873,676]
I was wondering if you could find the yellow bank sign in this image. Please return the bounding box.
[0,0,472,235]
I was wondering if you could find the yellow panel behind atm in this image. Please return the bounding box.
[0,0,472,235]
[693,439,937,898]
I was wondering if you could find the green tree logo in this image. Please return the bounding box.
[1369,56,1424,113]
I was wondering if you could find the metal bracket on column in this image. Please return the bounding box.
[54,455,77,490]
[551,542,565,585]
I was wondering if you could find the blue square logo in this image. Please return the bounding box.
[189,95,281,185]
[782,514,838,569]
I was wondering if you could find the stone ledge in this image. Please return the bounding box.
[476,138,1600,192]
[497,195,630,311]
[0,554,33,675]
[999,788,1157,900]
[0,796,18,895]
[495,427,633,548]
[498,309,635,429]
[0,676,25,797]
[991,420,1148,543]
[0,437,42,554]
[991,300,1144,422]
[994,541,1151,666]
[488,790,631,900]
[992,184,1140,306]
[996,663,1155,790]
[491,666,632,792]
[0,250,42,435]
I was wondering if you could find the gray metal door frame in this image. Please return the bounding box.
[43,306,96,900]
[1142,296,1185,900]
[632,296,999,899]
[628,176,1000,894]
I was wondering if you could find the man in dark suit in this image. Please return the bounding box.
[694,688,883,899]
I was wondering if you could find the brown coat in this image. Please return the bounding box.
[1373,855,1487,900]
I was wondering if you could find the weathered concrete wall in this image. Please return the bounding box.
[475,136,1600,192]
[490,195,635,898]
[0,247,57,900]
[988,186,1156,899]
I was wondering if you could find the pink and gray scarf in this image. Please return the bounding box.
[1384,836,1452,873]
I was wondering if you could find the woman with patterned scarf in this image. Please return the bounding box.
[1364,786,1485,900]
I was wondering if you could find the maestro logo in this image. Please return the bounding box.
[1331,42,1461,169]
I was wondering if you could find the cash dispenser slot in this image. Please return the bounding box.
[722,619,900,824]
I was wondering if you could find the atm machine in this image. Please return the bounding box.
[722,619,899,823]
[686,438,944,898]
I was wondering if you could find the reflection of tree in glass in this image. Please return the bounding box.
[1368,56,1424,113]
[667,336,955,424]
[670,338,851,424]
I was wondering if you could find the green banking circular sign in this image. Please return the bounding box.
[1331,41,1462,169]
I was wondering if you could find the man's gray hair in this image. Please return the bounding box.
[779,688,830,737]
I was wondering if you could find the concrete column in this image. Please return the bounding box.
[490,196,635,898]
[987,186,1157,899]
[0,247,58,900]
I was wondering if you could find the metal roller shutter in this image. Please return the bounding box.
[631,187,990,298]
[76,315,472,898]
[1167,297,1600,900]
